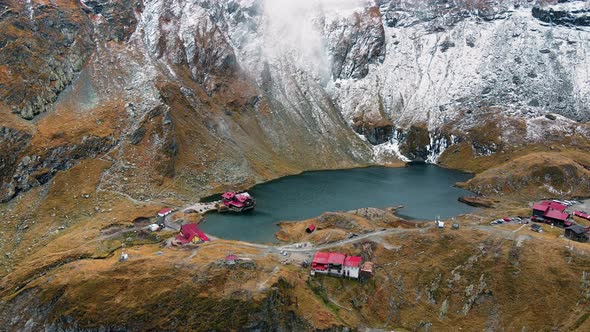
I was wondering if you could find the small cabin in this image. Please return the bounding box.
[157,207,174,218]
[225,254,238,266]
[359,262,375,282]
[306,224,316,233]
[565,225,589,242]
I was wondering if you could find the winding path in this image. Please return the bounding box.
[192,227,426,255]
[275,228,420,253]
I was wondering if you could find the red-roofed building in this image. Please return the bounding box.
[311,252,365,279]
[226,254,238,265]
[158,207,173,218]
[306,224,316,233]
[532,201,570,227]
[221,192,256,212]
[344,256,362,278]
[574,211,590,221]
[175,224,209,244]
[311,252,330,272]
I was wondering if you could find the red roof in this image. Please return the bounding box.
[226,254,238,261]
[344,256,362,268]
[175,223,209,243]
[158,207,173,216]
[547,201,567,211]
[544,209,569,222]
[224,200,244,208]
[194,228,210,241]
[532,203,549,212]
[312,252,330,265]
[222,192,236,200]
[328,252,346,265]
[307,224,316,231]
[533,201,567,212]
[574,211,590,219]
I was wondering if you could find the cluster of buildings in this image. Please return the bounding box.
[310,252,373,280]
[531,200,590,242]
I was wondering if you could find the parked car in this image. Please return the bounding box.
[503,217,511,222]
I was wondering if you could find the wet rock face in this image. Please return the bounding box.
[398,125,431,161]
[379,0,513,30]
[80,0,143,41]
[0,135,115,203]
[352,107,394,145]
[532,1,590,27]
[0,127,32,202]
[326,6,386,80]
[0,0,93,120]
[353,123,393,145]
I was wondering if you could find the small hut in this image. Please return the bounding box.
[565,225,589,242]
[306,224,316,233]
[158,208,174,218]
[225,254,238,266]
[360,262,374,281]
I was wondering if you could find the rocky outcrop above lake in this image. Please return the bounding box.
[0,0,93,120]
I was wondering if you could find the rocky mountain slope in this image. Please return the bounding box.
[1,0,590,203]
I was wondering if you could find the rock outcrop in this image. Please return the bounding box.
[0,127,32,202]
[533,1,590,27]
[0,0,93,119]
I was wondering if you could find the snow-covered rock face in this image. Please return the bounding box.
[129,0,590,162]
[5,0,590,169]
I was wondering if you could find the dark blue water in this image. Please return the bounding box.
[200,164,474,243]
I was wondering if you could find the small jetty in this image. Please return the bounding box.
[182,192,256,215]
